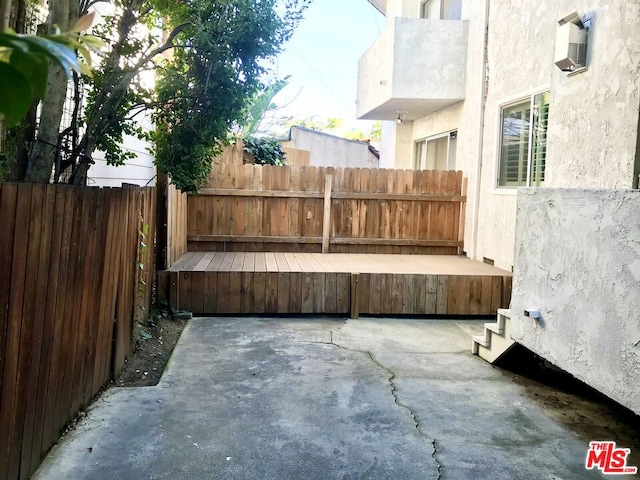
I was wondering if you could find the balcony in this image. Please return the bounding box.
[356,17,468,121]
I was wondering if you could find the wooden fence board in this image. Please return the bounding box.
[0,184,17,449]
[35,187,66,462]
[0,184,156,480]
[187,165,466,255]
[2,184,32,480]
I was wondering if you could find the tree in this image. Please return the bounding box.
[0,14,98,182]
[240,77,290,138]
[243,137,286,166]
[24,0,81,183]
[20,0,309,188]
[0,24,94,127]
[154,0,310,192]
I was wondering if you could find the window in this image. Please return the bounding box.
[420,0,461,19]
[497,91,550,187]
[414,131,457,170]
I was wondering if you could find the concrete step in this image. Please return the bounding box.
[472,309,516,364]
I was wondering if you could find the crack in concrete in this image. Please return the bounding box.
[432,439,443,480]
[309,331,443,479]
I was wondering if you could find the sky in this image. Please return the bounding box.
[265,0,385,135]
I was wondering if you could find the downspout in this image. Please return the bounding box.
[471,0,491,260]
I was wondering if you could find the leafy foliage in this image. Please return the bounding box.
[153,0,310,192]
[81,7,155,168]
[243,137,286,166]
[0,14,100,127]
[240,77,290,137]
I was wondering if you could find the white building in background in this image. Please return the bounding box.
[359,0,640,416]
[88,114,155,187]
[279,126,379,168]
[359,0,640,271]
[87,3,156,187]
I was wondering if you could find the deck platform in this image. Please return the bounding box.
[160,252,512,316]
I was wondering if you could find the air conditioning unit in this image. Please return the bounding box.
[554,11,588,71]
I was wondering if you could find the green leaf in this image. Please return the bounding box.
[0,62,32,126]
[0,34,30,56]
[17,35,81,79]
[9,49,49,99]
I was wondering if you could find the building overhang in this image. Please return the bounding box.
[366,0,386,15]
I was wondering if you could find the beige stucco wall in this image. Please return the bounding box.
[384,0,420,21]
[357,24,395,119]
[511,188,640,415]
[381,0,487,257]
[357,18,467,120]
[475,0,640,270]
[372,0,640,269]
[379,121,397,168]
[393,122,414,169]
[282,128,379,168]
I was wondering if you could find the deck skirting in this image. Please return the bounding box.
[158,252,512,316]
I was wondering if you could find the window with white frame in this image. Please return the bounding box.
[420,0,462,20]
[497,91,550,187]
[414,131,457,170]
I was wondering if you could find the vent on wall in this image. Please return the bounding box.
[483,257,495,266]
[554,11,588,71]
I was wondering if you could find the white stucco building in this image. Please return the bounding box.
[279,126,379,168]
[359,0,640,416]
[359,0,640,272]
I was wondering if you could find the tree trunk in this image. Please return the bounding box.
[24,0,78,183]
[0,0,12,31]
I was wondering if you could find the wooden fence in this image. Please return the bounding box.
[166,183,188,268]
[187,164,467,255]
[214,140,311,167]
[0,183,156,480]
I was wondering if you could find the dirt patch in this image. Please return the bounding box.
[115,313,188,387]
[497,345,640,468]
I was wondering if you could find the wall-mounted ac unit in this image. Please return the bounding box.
[554,11,588,71]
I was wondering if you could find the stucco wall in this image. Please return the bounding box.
[283,128,379,168]
[393,122,414,169]
[368,0,640,269]
[510,188,640,415]
[391,18,467,102]
[357,17,467,120]
[475,0,640,270]
[379,121,397,168]
[383,0,487,257]
[357,24,395,119]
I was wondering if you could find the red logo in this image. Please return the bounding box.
[586,441,638,475]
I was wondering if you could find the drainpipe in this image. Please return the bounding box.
[471,0,491,260]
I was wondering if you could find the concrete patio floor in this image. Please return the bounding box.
[34,317,637,479]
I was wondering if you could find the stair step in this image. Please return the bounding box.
[477,334,516,363]
[484,322,503,335]
[472,308,516,364]
[472,334,490,348]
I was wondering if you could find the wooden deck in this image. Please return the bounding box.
[159,252,512,316]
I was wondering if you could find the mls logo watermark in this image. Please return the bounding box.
[585,441,638,475]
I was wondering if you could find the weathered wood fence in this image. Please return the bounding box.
[0,183,156,480]
[215,140,311,167]
[187,164,467,255]
[166,183,188,268]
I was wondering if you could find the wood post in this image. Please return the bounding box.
[350,273,360,319]
[458,177,468,255]
[322,174,333,254]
